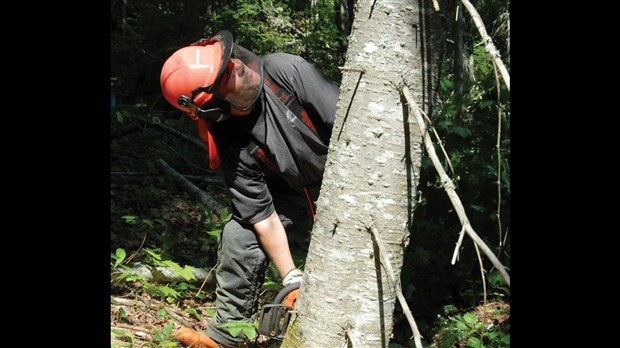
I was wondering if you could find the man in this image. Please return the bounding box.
[160,30,339,348]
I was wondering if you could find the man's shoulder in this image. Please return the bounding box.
[262,53,305,70]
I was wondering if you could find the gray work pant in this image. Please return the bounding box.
[205,217,312,346]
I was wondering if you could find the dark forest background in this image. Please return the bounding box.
[111,1,510,347]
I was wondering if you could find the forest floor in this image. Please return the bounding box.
[111,114,282,347]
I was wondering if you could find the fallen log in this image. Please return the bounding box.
[115,263,215,285]
[155,158,226,216]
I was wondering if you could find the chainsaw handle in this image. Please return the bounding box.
[273,282,300,304]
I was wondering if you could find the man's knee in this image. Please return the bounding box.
[220,220,261,257]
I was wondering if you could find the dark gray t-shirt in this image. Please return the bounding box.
[212,53,339,228]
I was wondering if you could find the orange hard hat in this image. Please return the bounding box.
[160,31,234,120]
[160,30,263,121]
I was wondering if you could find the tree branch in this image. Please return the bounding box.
[492,60,505,250]
[131,115,205,149]
[111,123,141,139]
[460,0,510,91]
[367,224,423,348]
[155,159,226,216]
[401,86,510,287]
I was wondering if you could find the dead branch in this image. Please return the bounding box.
[368,224,423,348]
[131,114,205,149]
[155,159,226,216]
[111,172,222,185]
[492,60,504,248]
[112,296,199,329]
[112,323,154,340]
[115,263,215,284]
[419,108,455,176]
[460,0,510,91]
[164,306,197,328]
[111,123,140,139]
[401,86,510,287]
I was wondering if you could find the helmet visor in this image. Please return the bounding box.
[212,43,263,111]
[187,31,263,112]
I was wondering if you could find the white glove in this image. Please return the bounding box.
[282,268,303,286]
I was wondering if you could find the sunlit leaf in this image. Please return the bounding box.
[466,336,482,347]
[463,312,478,325]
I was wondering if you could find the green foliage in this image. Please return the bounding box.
[111,0,344,116]
[143,248,197,282]
[111,328,135,347]
[199,205,233,253]
[431,303,510,348]
[151,322,179,347]
[219,321,259,341]
[111,247,201,303]
[112,248,127,268]
[185,307,201,319]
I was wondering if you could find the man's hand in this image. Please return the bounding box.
[282,268,303,286]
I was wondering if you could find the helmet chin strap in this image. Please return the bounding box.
[177,95,231,122]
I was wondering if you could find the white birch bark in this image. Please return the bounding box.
[281,0,442,347]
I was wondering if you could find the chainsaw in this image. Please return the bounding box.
[258,282,300,340]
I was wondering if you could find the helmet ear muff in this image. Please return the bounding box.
[195,98,231,122]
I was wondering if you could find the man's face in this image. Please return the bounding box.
[217,58,261,115]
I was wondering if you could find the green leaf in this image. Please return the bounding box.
[207,229,222,238]
[440,335,458,348]
[163,322,174,335]
[219,207,232,222]
[159,342,178,347]
[470,204,485,212]
[466,336,482,347]
[219,322,253,338]
[463,312,478,325]
[452,126,472,138]
[115,248,126,261]
[185,307,200,319]
[111,329,134,341]
[226,325,243,337]
[157,308,167,317]
[161,260,196,281]
[121,215,138,224]
[443,305,457,314]
[441,78,454,91]
[114,248,126,267]
[262,280,281,291]
[144,249,162,261]
[456,320,468,332]
[479,100,494,110]
[206,308,215,318]
[242,325,256,340]
[116,111,124,123]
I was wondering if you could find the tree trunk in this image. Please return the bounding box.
[281,0,441,347]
